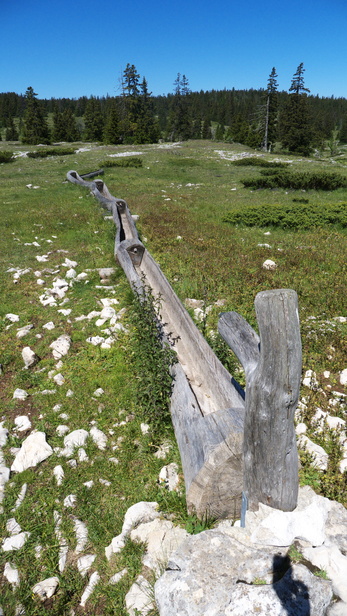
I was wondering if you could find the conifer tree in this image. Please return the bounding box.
[167,74,192,141]
[279,63,313,155]
[5,117,19,141]
[83,97,104,141]
[103,101,121,144]
[21,87,50,144]
[53,108,79,142]
[262,67,278,151]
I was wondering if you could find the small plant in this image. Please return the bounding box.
[0,150,14,163]
[100,157,143,168]
[27,147,75,158]
[287,543,304,563]
[252,577,267,585]
[231,157,288,168]
[184,512,216,534]
[223,202,347,229]
[128,281,176,438]
[242,170,347,191]
[314,569,329,579]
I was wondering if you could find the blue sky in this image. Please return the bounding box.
[1,0,346,100]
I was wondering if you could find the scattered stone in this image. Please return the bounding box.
[105,501,160,559]
[53,373,65,385]
[77,448,89,462]
[53,465,65,486]
[5,313,20,322]
[109,568,128,584]
[16,324,34,339]
[56,425,69,437]
[64,494,77,508]
[90,426,107,450]
[43,321,55,330]
[64,429,89,454]
[340,369,347,386]
[6,518,22,535]
[86,335,105,346]
[22,346,40,368]
[11,484,27,511]
[4,563,20,587]
[93,388,104,397]
[14,416,32,432]
[80,571,100,607]
[302,544,347,602]
[54,511,68,573]
[13,388,28,401]
[65,268,77,279]
[73,517,88,554]
[303,369,319,389]
[36,255,49,262]
[77,554,96,577]
[141,423,150,435]
[262,259,277,270]
[11,431,53,473]
[126,575,153,616]
[32,577,59,601]
[154,441,172,459]
[298,435,329,470]
[50,334,71,359]
[2,531,30,552]
[158,463,180,491]
[131,518,189,575]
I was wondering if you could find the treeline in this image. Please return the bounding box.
[1,63,347,155]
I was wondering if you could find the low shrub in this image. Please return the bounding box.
[100,157,143,168]
[0,151,14,163]
[27,147,75,158]
[242,170,347,191]
[232,157,288,168]
[223,202,347,229]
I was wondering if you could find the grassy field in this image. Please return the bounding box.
[0,139,346,614]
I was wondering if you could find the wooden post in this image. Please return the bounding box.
[218,289,301,512]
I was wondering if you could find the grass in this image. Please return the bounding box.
[0,138,346,612]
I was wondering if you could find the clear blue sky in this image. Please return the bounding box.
[1,0,346,100]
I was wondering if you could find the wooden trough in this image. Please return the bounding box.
[67,170,302,518]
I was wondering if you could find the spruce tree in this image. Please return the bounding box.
[21,87,50,144]
[53,108,79,142]
[262,67,278,151]
[280,63,313,156]
[103,101,121,144]
[83,97,104,141]
[167,74,192,141]
[5,117,19,141]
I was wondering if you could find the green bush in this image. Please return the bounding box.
[27,147,75,158]
[223,202,347,230]
[100,157,143,168]
[0,151,14,163]
[231,157,288,168]
[242,170,347,191]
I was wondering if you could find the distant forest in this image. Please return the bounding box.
[1,64,347,155]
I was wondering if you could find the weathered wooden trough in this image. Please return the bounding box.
[67,169,302,519]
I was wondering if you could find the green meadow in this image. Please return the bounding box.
[0,139,346,614]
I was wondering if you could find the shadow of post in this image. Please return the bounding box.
[273,554,310,616]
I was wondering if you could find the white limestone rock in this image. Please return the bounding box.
[303,369,319,389]
[53,373,65,385]
[6,518,22,535]
[2,531,30,551]
[262,259,277,270]
[77,554,96,577]
[6,313,20,322]
[32,577,59,601]
[11,484,27,511]
[50,334,71,359]
[90,426,107,450]
[11,431,53,473]
[53,465,65,486]
[302,544,347,602]
[105,501,160,559]
[16,324,34,339]
[130,518,189,575]
[73,517,88,554]
[158,463,180,491]
[4,563,20,587]
[21,346,40,368]
[340,369,347,386]
[13,388,28,401]
[109,568,128,584]
[63,429,89,455]
[297,435,329,470]
[14,416,32,432]
[80,571,100,607]
[126,575,153,616]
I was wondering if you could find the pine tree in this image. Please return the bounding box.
[262,67,278,151]
[134,78,160,144]
[21,87,50,144]
[83,97,104,141]
[279,63,313,156]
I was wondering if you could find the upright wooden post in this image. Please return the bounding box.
[218,289,302,512]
